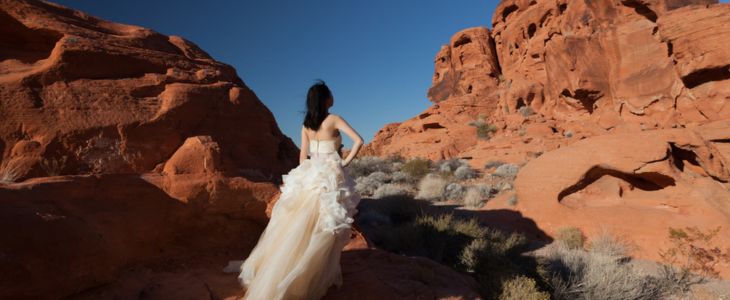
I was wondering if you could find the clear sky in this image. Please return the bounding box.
[51,1,728,147]
[51,0,500,147]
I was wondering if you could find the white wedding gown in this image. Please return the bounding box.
[224,139,360,300]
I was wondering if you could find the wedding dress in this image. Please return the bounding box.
[223,139,360,300]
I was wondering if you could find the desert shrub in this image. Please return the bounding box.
[415,173,447,201]
[499,276,550,300]
[477,184,496,197]
[518,106,535,117]
[518,127,527,136]
[463,187,485,209]
[545,242,661,300]
[354,177,378,196]
[0,160,23,183]
[367,171,390,183]
[659,226,730,278]
[656,265,697,296]
[373,183,411,199]
[589,231,631,258]
[507,194,518,206]
[484,160,506,170]
[469,115,498,140]
[401,157,431,181]
[496,181,513,191]
[390,171,409,183]
[564,130,574,138]
[494,164,520,178]
[346,156,393,178]
[40,156,67,176]
[437,158,464,173]
[475,122,498,140]
[385,153,405,164]
[360,196,546,299]
[454,165,477,180]
[554,227,585,250]
[444,183,466,201]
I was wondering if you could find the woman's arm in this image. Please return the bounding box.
[300,126,310,164]
[333,115,363,167]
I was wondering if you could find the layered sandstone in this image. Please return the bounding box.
[365,0,730,161]
[0,1,485,298]
[364,0,730,278]
[0,0,300,298]
[0,0,298,181]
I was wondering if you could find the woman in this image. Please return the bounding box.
[225,80,364,299]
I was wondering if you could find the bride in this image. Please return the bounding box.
[224,80,364,299]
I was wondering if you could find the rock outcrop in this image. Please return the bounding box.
[0,0,298,182]
[0,1,485,299]
[365,0,730,161]
[364,0,730,278]
[514,124,730,276]
[0,0,299,298]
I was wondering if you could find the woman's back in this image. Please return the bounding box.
[304,114,343,156]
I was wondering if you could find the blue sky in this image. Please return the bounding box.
[52,1,727,146]
[51,0,499,147]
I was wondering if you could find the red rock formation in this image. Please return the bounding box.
[366,0,730,161]
[428,27,500,103]
[0,0,298,182]
[364,0,730,278]
[0,2,484,299]
[0,0,300,298]
[514,123,730,276]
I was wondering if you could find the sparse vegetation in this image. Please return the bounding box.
[518,106,535,117]
[475,122,498,140]
[463,186,488,208]
[437,158,464,173]
[346,156,396,178]
[494,164,520,178]
[40,155,67,176]
[390,171,409,183]
[658,226,730,286]
[499,276,551,300]
[485,160,506,170]
[518,127,527,136]
[373,183,411,199]
[454,165,477,180]
[0,160,23,183]
[444,182,466,201]
[401,157,430,181]
[554,227,585,250]
[469,115,498,140]
[415,173,448,201]
[544,240,662,300]
[589,231,631,258]
[361,206,540,299]
[355,174,384,196]
[507,194,518,206]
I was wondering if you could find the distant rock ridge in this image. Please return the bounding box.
[364,0,730,160]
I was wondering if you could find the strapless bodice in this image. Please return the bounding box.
[309,139,338,156]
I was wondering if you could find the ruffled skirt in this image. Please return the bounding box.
[224,155,360,299]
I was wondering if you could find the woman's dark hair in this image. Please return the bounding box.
[303,80,332,131]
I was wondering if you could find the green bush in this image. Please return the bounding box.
[475,122,498,140]
[469,117,498,140]
[401,157,430,180]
